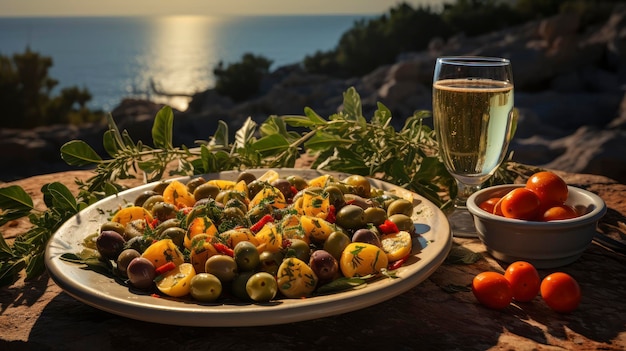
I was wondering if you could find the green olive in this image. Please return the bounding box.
[158,227,186,247]
[124,219,148,240]
[190,273,222,302]
[247,203,273,224]
[141,194,165,212]
[343,175,371,198]
[364,207,387,226]
[151,181,170,195]
[387,199,414,217]
[234,241,260,271]
[134,190,158,207]
[231,271,255,301]
[284,238,310,262]
[100,221,126,237]
[286,175,308,191]
[205,255,238,283]
[221,207,246,221]
[388,213,415,234]
[151,202,178,222]
[216,190,246,205]
[246,180,265,200]
[154,218,181,236]
[224,198,248,215]
[259,250,284,276]
[116,248,141,277]
[246,272,278,302]
[186,177,206,194]
[335,204,366,230]
[193,183,220,201]
[323,231,351,260]
[323,186,345,208]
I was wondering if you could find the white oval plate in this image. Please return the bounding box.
[45,169,452,327]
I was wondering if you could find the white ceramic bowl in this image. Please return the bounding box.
[467,184,607,268]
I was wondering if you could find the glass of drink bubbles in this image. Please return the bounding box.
[432,56,515,237]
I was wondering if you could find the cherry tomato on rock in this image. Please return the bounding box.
[540,272,581,313]
[478,197,501,214]
[504,261,541,302]
[472,272,513,310]
[541,204,579,221]
[500,188,541,220]
[526,171,568,210]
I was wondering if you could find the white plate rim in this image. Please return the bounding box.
[45,168,452,327]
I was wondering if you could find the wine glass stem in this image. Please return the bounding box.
[455,180,481,209]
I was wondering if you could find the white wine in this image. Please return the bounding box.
[433,78,514,184]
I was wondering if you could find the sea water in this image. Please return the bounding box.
[0,15,370,111]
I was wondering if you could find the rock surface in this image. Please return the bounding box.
[2,6,626,184]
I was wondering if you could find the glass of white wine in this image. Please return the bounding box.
[432,56,515,237]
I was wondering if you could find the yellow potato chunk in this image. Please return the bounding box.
[301,190,330,220]
[254,222,283,253]
[162,180,196,208]
[380,230,412,262]
[141,238,185,269]
[248,185,287,210]
[156,262,196,297]
[110,206,153,227]
[189,234,219,273]
[299,215,335,243]
[184,216,218,249]
[339,242,389,278]
[277,257,318,298]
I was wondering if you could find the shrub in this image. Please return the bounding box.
[213,53,273,102]
[0,48,103,129]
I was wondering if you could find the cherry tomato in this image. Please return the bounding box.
[472,272,513,310]
[526,171,568,209]
[493,198,504,216]
[500,188,541,220]
[504,261,540,302]
[541,204,579,221]
[479,197,501,214]
[540,272,581,313]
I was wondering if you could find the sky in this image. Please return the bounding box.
[0,0,445,17]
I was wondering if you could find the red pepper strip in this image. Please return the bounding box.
[155,261,176,275]
[149,218,159,230]
[290,186,298,196]
[388,254,410,270]
[379,219,399,234]
[214,243,234,257]
[326,205,336,224]
[250,214,274,233]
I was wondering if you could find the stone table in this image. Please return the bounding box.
[1,169,625,351]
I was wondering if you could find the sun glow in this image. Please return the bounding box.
[139,15,224,110]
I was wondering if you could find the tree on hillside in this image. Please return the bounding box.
[0,48,101,129]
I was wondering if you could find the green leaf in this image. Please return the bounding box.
[60,140,103,166]
[0,235,14,257]
[341,87,366,125]
[209,120,229,148]
[102,130,119,157]
[152,105,174,149]
[252,134,290,155]
[47,182,78,213]
[0,185,34,211]
[303,131,353,152]
[445,244,483,265]
[234,117,257,150]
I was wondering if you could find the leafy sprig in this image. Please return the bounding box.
[0,87,533,288]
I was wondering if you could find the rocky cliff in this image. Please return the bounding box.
[2,6,626,184]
